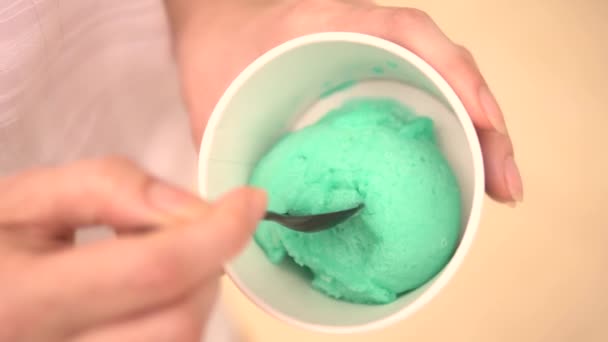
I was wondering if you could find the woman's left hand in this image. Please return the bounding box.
[166,0,523,204]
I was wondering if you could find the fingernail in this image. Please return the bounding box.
[146,181,207,220]
[247,188,268,223]
[504,156,523,202]
[506,201,517,208]
[479,85,508,135]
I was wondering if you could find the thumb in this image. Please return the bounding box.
[202,187,269,261]
[0,157,207,234]
[13,188,267,338]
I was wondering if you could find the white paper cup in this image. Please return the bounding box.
[199,32,484,334]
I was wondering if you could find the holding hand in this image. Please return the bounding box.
[0,157,266,342]
[167,0,523,204]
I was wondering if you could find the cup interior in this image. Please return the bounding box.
[199,33,484,333]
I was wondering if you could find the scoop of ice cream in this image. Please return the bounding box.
[249,98,461,304]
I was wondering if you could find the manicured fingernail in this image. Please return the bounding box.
[504,156,523,202]
[479,85,508,135]
[247,188,268,223]
[146,181,207,220]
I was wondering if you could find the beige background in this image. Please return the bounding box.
[221,0,608,341]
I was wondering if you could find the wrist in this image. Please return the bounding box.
[164,0,286,39]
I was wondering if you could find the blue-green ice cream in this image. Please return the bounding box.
[249,98,461,304]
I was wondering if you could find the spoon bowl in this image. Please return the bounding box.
[264,205,363,233]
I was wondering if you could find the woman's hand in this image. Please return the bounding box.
[0,157,266,342]
[166,0,523,204]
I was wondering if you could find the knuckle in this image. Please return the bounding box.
[400,8,432,26]
[445,45,481,77]
[454,44,475,64]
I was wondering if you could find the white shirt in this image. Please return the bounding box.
[0,0,196,183]
[0,1,236,341]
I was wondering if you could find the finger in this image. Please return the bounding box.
[360,7,506,133]
[0,156,207,235]
[73,282,217,342]
[478,130,523,203]
[337,6,522,202]
[14,188,266,336]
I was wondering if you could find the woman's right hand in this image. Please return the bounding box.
[0,157,266,342]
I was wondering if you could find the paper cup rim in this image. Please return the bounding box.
[199,32,484,334]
